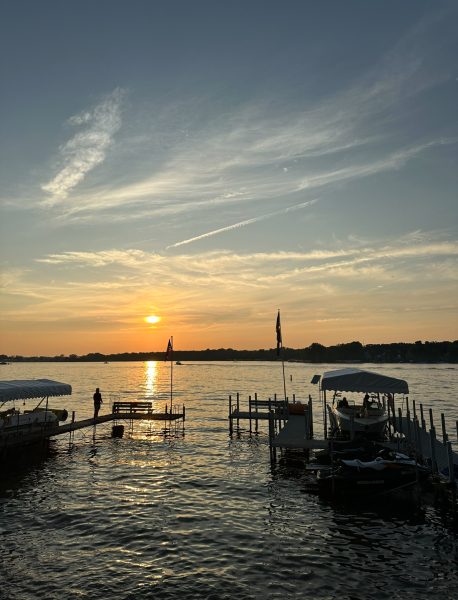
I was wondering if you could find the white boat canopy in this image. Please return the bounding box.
[0,379,72,403]
[321,368,409,394]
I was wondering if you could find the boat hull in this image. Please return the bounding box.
[329,405,388,437]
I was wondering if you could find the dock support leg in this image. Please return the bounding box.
[446,441,455,485]
[269,411,276,462]
[441,413,448,445]
[420,404,426,431]
[308,395,313,438]
[430,426,437,475]
[228,395,233,436]
[255,393,258,434]
[249,395,252,434]
[236,392,240,433]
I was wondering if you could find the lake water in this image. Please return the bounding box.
[0,361,457,599]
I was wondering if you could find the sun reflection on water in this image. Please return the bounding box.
[145,361,157,396]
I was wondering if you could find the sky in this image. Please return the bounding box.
[1,0,457,356]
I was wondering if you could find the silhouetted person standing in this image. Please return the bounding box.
[93,388,103,419]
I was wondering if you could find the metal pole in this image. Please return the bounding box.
[420,404,426,431]
[269,411,276,462]
[446,441,455,485]
[406,398,411,441]
[255,393,259,433]
[323,389,327,439]
[309,394,313,438]
[429,426,437,475]
[429,408,434,429]
[170,336,173,413]
[236,392,240,432]
[440,413,448,444]
[281,359,287,403]
[248,395,252,434]
[414,417,422,459]
[229,395,233,436]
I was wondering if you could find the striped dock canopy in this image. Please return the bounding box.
[0,379,72,403]
[321,368,409,394]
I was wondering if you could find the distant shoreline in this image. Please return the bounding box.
[2,340,457,363]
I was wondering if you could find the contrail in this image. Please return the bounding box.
[166,199,318,249]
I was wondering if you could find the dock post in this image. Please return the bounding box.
[430,426,438,474]
[420,404,426,431]
[293,393,296,404]
[429,408,434,430]
[456,420,458,442]
[69,410,76,446]
[229,395,233,436]
[414,417,422,459]
[182,406,185,433]
[323,391,327,440]
[269,411,276,462]
[255,393,259,433]
[248,395,252,434]
[309,394,313,438]
[446,441,455,485]
[236,392,240,433]
[406,398,411,441]
[440,413,448,444]
[412,400,417,420]
[397,407,403,436]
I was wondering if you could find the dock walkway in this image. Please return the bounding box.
[0,402,185,453]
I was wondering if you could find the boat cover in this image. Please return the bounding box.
[0,379,72,402]
[321,368,409,394]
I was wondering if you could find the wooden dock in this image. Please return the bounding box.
[228,392,458,487]
[0,401,185,454]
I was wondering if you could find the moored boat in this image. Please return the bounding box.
[0,379,72,431]
[316,447,430,495]
[320,368,409,439]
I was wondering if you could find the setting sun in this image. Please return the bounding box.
[145,315,161,324]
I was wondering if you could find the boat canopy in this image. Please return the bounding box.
[321,368,408,394]
[0,379,72,403]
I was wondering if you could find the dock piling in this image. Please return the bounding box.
[420,403,426,431]
[446,441,455,485]
[255,393,259,433]
[229,395,233,436]
[441,413,448,444]
[236,392,240,432]
[429,425,438,474]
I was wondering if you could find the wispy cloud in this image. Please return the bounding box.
[36,233,458,285]
[43,10,458,224]
[41,89,125,204]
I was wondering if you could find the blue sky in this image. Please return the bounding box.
[1,0,457,354]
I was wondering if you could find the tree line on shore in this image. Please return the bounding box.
[2,340,458,363]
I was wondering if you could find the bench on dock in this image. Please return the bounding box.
[112,401,153,414]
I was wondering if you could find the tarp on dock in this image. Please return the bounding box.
[321,368,408,394]
[0,379,72,403]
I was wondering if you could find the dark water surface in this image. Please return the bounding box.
[0,362,457,599]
